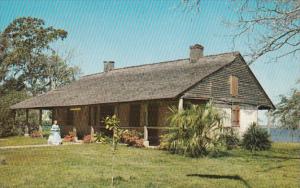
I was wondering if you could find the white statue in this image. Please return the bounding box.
[48,120,62,145]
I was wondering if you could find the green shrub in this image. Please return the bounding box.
[160,102,224,157]
[95,132,112,144]
[219,129,240,150]
[242,122,271,151]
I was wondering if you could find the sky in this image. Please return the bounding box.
[0,0,299,105]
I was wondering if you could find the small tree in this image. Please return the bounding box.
[103,115,123,186]
[161,102,223,157]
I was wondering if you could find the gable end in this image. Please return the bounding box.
[183,55,275,109]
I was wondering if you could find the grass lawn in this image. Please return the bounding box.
[0,136,47,147]
[0,141,299,188]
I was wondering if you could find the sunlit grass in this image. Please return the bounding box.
[0,136,47,147]
[0,140,299,188]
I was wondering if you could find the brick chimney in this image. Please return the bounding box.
[190,44,204,63]
[103,61,115,72]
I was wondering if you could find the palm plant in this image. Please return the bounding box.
[161,102,224,157]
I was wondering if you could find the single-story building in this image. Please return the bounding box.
[11,44,275,146]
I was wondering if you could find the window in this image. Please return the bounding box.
[129,104,141,127]
[230,75,239,97]
[231,105,240,127]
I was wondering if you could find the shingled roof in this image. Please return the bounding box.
[11,52,240,109]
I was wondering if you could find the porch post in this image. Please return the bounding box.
[73,126,78,142]
[178,97,184,111]
[39,109,43,138]
[90,126,95,142]
[114,104,119,117]
[143,102,149,147]
[267,110,272,135]
[12,110,16,122]
[39,109,42,125]
[52,109,55,124]
[12,109,16,134]
[24,109,29,137]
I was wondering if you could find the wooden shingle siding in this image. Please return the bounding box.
[184,57,273,108]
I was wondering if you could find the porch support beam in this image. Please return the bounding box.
[24,109,29,137]
[39,109,42,126]
[12,110,16,133]
[267,109,273,135]
[114,104,119,117]
[25,109,29,124]
[178,97,184,112]
[39,109,43,138]
[52,109,55,124]
[143,102,149,147]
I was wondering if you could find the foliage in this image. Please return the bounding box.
[104,115,123,150]
[0,17,80,95]
[219,128,241,150]
[95,132,112,144]
[121,130,144,148]
[83,134,92,143]
[0,17,80,137]
[0,90,27,137]
[103,115,124,186]
[242,122,271,151]
[30,130,43,138]
[63,131,77,142]
[273,89,300,131]
[41,125,51,138]
[161,102,224,157]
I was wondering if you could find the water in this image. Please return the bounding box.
[268,128,300,143]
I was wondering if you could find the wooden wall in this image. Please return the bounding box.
[183,57,273,109]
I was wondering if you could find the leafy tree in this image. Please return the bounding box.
[161,102,224,157]
[0,17,79,95]
[273,89,300,131]
[0,17,80,137]
[0,90,27,137]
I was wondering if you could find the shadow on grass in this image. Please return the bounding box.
[207,151,233,158]
[259,164,295,173]
[251,153,300,160]
[186,174,251,188]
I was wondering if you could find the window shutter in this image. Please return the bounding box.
[230,76,239,96]
[231,105,240,127]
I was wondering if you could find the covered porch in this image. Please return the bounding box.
[15,97,202,146]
